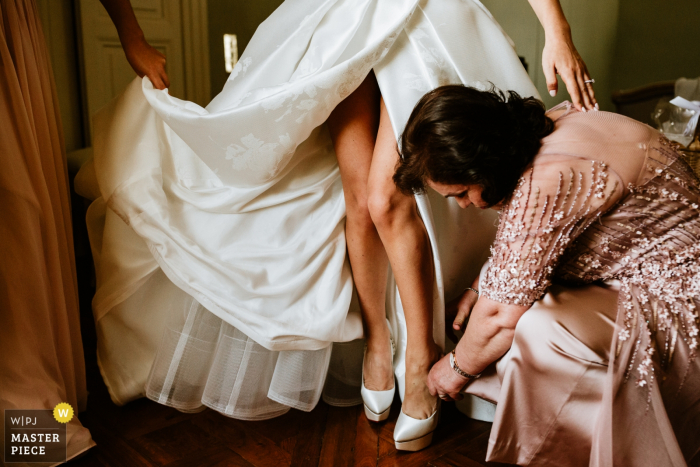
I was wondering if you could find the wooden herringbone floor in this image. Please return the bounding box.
[70,278,507,467]
[68,191,508,467]
[70,371,507,467]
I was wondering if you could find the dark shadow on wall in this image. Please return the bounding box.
[208,0,285,99]
[611,0,700,91]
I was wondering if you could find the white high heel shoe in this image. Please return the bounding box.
[361,321,395,422]
[393,402,440,451]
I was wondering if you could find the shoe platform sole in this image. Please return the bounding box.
[394,431,434,451]
[364,405,390,422]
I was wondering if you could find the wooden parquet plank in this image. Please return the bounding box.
[69,450,109,467]
[376,401,400,448]
[130,419,220,465]
[318,405,360,467]
[377,427,487,467]
[429,450,487,467]
[111,400,197,441]
[354,408,381,467]
[446,430,511,467]
[290,402,328,466]
[279,437,297,457]
[246,408,308,446]
[164,445,256,467]
[191,411,291,467]
[377,437,395,461]
[80,421,154,467]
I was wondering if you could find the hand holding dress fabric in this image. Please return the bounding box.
[99,0,170,90]
[122,36,169,90]
[89,0,542,430]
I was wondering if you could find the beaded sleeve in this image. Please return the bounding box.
[481,156,622,307]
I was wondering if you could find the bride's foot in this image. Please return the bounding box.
[361,321,395,422]
[401,343,441,420]
[362,324,394,391]
[393,342,441,451]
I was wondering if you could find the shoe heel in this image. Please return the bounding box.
[360,320,396,423]
[394,431,434,451]
[364,404,390,422]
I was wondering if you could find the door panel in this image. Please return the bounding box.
[77,0,185,143]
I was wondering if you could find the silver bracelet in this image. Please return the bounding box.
[450,349,481,380]
[464,287,479,296]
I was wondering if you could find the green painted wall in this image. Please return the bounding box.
[38,0,84,152]
[206,0,624,109]
[207,0,284,99]
[481,0,620,110]
[611,0,700,91]
[38,0,700,155]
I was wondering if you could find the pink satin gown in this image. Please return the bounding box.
[467,103,700,467]
[0,0,94,460]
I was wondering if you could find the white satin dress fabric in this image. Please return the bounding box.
[83,0,538,419]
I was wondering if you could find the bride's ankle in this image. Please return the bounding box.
[364,320,391,345]
[405,344,441,373]
[362,327,394,391]
[365,332,391,357]
[401,374,438,419]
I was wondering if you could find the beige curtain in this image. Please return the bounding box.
[0,0,94,461]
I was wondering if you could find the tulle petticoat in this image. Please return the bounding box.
[86,0,533,417]
[144,297,365,420]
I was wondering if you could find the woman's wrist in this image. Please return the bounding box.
[119,28,146,52]
[454,336,484,375]
[544,22,571,40]
[528,0,571,40]
[450,349,481,380]
[100,0,145,49]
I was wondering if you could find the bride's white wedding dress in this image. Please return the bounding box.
[81,0,537,420]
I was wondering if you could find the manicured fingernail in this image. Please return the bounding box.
[595,103,600,110]
[582,107,587,112]
[549,90,556,97]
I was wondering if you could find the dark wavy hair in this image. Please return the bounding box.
[394,85,554,206]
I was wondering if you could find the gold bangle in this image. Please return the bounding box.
[450,349,481,380]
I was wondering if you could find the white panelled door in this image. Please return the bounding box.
[77,0,209,144]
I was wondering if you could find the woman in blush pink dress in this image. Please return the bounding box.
[397,86,700,466]
[0,0,94,460]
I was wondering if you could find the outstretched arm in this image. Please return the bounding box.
[428,297,528,401]
[99,0,170,89]
[527,0,596,111]
[429,156,621,400]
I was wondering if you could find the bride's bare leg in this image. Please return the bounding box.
[368,98,439,419]
[327,73,394,391]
